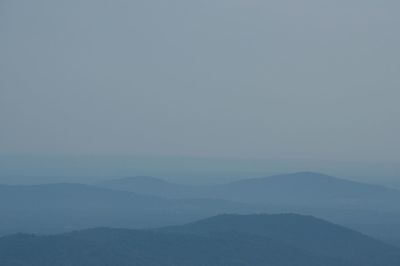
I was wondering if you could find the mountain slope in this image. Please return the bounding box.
[100,172,400,210]
[0,230,346,266]
[0,183,257,235]
[220,172,400,208]
[163,213,400,264]
[1,214,399,266]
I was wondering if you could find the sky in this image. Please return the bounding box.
[1,0,400,163]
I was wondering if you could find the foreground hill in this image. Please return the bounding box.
[163,214,400,264]
[1,214,399,266]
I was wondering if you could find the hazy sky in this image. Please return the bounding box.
[1,0,399,162]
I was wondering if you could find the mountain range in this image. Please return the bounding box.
[99,172,400,245]
[99,172,400,210]
[1,172,400,246]
[0,183,256,235]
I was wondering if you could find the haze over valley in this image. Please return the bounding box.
[1,0,399,265]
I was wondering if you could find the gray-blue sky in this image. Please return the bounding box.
[1,0,399,162]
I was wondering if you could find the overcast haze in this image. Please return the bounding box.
[1,0,399,163]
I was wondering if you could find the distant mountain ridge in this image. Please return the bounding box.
[0,183,257,235]
[219,172,400,206]
[100,172,400,209]
[97,172,400,244]
[2,172,400,245]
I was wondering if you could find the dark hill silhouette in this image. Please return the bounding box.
[163,213,400,264]
[1,214,399,266]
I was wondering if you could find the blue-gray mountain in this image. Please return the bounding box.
[1,172,400,246]
[99,172,400,245]
[100,172,400,210]
[0,214,399,266]
[0,183,255,235]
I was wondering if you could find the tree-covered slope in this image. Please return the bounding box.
[0,214,399,266]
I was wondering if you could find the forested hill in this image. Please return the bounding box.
[0,214,399,266]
